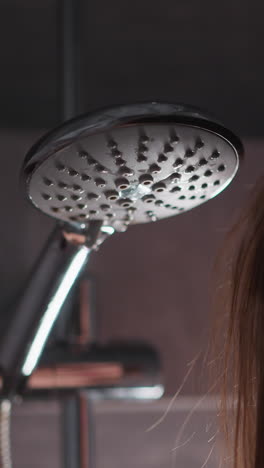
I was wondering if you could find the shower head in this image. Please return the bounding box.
[0,102,243,394]
[23,102,243,233]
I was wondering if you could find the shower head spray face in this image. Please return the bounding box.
[23,102,243,232]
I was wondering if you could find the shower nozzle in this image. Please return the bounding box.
[23,102,243,233]
[0,102,243,394]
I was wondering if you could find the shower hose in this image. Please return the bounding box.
[0,400,12,468]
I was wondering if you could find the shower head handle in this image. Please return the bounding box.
[0,223,115,397]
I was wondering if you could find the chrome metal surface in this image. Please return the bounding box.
[0,231,90,394]
[23,103,243,232]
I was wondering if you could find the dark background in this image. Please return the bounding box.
[0,0,263,405]
[1,1,263,466]
[0,0,263,135]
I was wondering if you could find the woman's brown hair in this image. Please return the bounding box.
[216,178,264,468]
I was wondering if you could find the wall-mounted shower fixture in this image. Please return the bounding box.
[0,101,243,397]
[0,3,243,468]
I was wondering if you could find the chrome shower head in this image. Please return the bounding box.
[23,102,243,232]
[1,102,243,396]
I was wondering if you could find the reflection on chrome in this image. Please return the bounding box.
[90,384,164,401]
[22,246,90,376]
[101,226,115,235]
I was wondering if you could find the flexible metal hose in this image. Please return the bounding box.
[0,401,12,468]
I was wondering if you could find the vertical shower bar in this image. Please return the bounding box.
[58,0,80,121]
[57,1,95,467]
[61,278,96,468]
